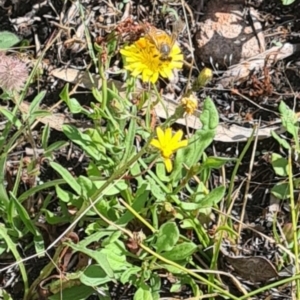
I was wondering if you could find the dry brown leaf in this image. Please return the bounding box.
[50,68,284,142]
[225,255,279,282]
[218,43,300,87]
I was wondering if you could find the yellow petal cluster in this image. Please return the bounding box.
[181,93,198,115]
[150,127,188,172]
[120,37,183,83]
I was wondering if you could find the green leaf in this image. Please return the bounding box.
[44,141,68,156]
[120,266,141,284]
[279,101,299,149]
[198,185,225,208]
[271,130,291,150]
[50,161,81,195]
[80,264,111,286]
[202,156,234,169]
[0,108,22,129]
[200,97,219,130]
[116,183,149,225]
[10,192,44,253]
[69,98,82,113]
[63,124,103,160]
[271,183,290,199]
[29,90,46,114]
[42,208,71,224]
[0,224,28,298]
[56,185,77,203]
[93,179,128,196]
[48,285,94,300]
[134,286,153,300]
[0,31,20,49]
[65,242,115,278]
[161,242,197,261]
[42,123,50,149]
[282,0,295,5]
[180,202,205,211]
[0,288,13,300]
[271,153,288,176]
[155,222,179,253]
[171,97,218,183]
[100,241,130,271]
[120,111,136,166]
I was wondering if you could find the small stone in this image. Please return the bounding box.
[194,0,265,67]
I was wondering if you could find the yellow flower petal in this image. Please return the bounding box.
[150,139,161,148]
[156,127,165,143]
[165,128,172,142]
[164,158,173,173]
[172,129,184,142]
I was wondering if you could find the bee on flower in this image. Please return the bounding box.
[142,21,182,62]
[120,21,183,83]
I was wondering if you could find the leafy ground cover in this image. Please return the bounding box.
[0,0,300,299]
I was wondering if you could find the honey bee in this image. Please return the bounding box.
[142,20,183,61]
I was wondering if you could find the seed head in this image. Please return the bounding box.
[0,52,29,93]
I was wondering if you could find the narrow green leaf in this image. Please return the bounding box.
[42,123,50,149]
[50,162,81,195]
[271,130,291,150]
[116,183,149,225]
[202,156,234,169]
[92,179,128,196]
[0,108,22,129]
[45,141,68,155]
[10,192,44,253]
[120,109,136,166]
[29,90,46,114]
[0,224,28,297]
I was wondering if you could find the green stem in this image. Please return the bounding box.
[239,274,300,300]
[288,150,300,297]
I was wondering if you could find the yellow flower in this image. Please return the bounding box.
[181,93,198,115]
[120,37,183,83]
[150,127,188,172]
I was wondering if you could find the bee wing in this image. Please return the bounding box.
[170,19,184,47]
[142,24,160,48]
